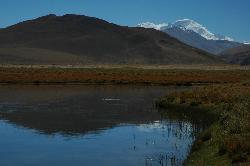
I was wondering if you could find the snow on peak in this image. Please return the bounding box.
[214,34,234,42]
[137,22,168,30]
[171,19,233,41]
[173,19,214,39]
[138,19,234,41]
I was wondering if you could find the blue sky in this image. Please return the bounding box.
[0,0,249,41]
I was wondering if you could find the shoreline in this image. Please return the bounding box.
[156,84,250,165]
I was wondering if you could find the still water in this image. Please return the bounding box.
[0,85,208,166]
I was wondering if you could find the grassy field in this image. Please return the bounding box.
[157,83,250,165]
[0,65,249,85]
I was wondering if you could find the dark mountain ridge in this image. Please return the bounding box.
[0,14,223,65]
[220,45,250,65]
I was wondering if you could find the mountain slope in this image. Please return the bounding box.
[0,14,222,65]
[163,26,242,54]
[138,19,243,55]
[220,45,250,65]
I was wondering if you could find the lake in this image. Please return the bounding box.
[0,85,209,166]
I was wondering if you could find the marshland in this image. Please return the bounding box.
[0,65,249,166]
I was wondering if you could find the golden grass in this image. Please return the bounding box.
[157,84,250,165]
[0,65,249,85]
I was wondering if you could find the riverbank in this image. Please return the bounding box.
[157,84,250,165]
[0,65,249,85]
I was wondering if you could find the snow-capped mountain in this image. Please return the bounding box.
[138,19,233,41]
[168,19,233,41]
[138,19,242,54]
[137,22,168,30]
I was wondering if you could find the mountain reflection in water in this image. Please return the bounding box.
[0,85,211,166]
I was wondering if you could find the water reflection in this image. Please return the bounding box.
[0,85,209,166]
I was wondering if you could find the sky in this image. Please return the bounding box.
[0,0,249,42]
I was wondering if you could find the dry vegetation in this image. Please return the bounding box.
[157,83,250,165]
[158,84,250,107]
[0,65,249,85]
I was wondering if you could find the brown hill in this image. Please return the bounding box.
[0,14,223,65]
[220,45,250,65]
